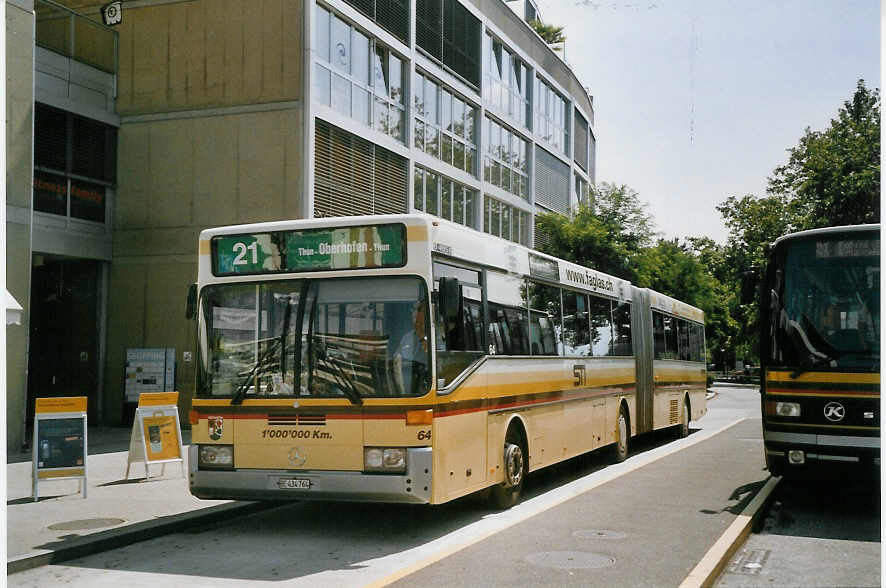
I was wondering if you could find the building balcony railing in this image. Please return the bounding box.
[35,0,117,75]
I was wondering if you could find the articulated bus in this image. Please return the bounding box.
[187,214,706,507]
[757,224,880,478]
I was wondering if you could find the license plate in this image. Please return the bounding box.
[277,478,311,489]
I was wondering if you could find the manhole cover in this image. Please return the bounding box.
[573,529,627,540]
[525,551,616,570]
[48,518,126,531]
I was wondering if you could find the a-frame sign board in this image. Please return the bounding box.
[125,392,185,479]
[33,397,88,501]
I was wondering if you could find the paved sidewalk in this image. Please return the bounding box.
[6,428,264,574]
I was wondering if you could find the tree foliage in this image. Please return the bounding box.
[768,79,880,228]
[535,183,655,282]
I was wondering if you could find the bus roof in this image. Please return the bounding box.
[772,223,880,248]
[200,213,704,319]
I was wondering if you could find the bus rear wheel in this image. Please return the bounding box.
[614,406,629,463]
[490,429,526,509]
[676,398,690,438]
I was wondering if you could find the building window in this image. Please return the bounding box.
[414,165,477,228]
[535,146,569,214]
[574,109,588,172]
[483,32,530,129]
[484,116,528,200]
[483,196,530,246]
[342,0,409,45]
[534,76,569,155]
[574,173,590,208]
[416,0,481,88]
[413,71,477,176]
[314,5,406,143]
[33,102,115,224]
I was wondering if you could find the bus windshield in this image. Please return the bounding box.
[769,234,880,371]
[196,276,431,399]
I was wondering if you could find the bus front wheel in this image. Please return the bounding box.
[490,429,526,509]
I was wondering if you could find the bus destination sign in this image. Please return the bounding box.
[213,223,406,275]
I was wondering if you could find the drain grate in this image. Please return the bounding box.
[525,551,616,570]
[728,549,770,575]
[48,518,126,531]
[573,529,627,540]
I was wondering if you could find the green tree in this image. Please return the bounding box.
[768,79,880,229]
[528,19,565,48]
[535,183,656,281]
[636,238,737,367]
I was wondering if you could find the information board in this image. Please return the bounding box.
[33,397,88,501]
[124,348,175,403]
[125,392,185,479]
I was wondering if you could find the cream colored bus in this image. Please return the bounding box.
[187,214,707,507]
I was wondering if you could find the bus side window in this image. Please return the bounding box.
[529,281,561,355]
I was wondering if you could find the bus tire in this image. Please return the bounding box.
[490,427,526,509]
[614,405,629,463]
[677,397,690,438]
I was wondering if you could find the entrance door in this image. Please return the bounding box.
[26,257,100,436]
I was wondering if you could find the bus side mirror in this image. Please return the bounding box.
[438,277,460,321]
[186,283,197,320]
[740,269,758,306]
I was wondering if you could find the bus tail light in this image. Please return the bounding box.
[406,409,433,425]
[199,444,234,469]
[189,409,199,425]
[364,447,406,473]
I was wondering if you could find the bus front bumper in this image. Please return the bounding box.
[763,430,880,471]
[189,446,433,504]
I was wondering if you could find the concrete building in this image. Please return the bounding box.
[5,0,595,449]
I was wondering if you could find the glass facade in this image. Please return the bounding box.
[483,116,528,200]
[413,71,477,175]
[534,76,569,155]
[414,166,477,228]
[483,32,530,129]
[483,196,530,246]
[312,0,595,245]
[314,5,406,143]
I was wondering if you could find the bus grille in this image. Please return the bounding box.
[267,414,327,426]
[669,399,679,424]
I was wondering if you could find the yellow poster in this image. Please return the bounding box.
[141,415,181,461]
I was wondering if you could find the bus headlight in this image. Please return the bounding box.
[199,444,234,469]
[364,447,407,473]
[775,402,801,417]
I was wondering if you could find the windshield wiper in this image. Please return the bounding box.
[312,335,363,405]
[231,339,281,405]
[232,297,294,405]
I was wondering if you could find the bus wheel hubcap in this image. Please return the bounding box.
[504,443,523,487]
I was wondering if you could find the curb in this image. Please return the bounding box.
[678,475,781,588]
[7,500,278,575]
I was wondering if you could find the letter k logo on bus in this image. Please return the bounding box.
[823,402,846,422]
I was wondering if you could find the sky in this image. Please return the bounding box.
[536,0,881,242]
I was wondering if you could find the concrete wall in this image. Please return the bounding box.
[103,0,306,423]
[6,0,35,449]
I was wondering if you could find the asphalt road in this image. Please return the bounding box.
[716,464,880,587]
[10,386,770,587]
